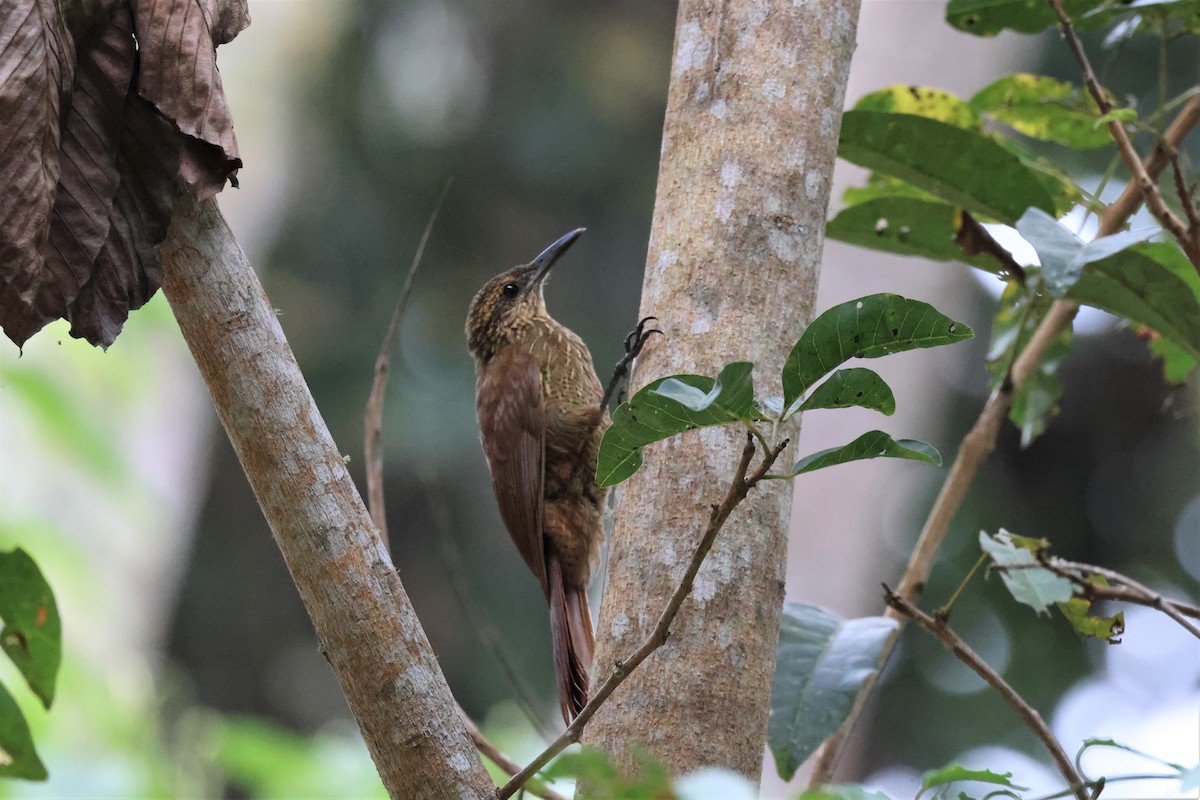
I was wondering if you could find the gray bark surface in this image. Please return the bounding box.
[588,0,862,781]
[160,196,494,800]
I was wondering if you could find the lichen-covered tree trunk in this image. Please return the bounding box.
[588,0,861,781]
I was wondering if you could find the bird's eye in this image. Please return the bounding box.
[501,282,520,299]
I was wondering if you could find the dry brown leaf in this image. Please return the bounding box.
[0,0,74,324]
[0,0,248,348]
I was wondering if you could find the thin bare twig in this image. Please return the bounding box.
[364,178,454,547]
[883,586,1089,800]
[1038,556,1200,639]
[808,94,1200,785]
[459,710,569,800]
[1047,0,1199,266]
[497,434,790,799]
[425,481,559,739]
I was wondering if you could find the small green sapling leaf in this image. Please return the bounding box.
[782,294,973,410]
[799,368,896,415]
[787,431,941,477]
[919,762,1029,798]
[596,362,759,487]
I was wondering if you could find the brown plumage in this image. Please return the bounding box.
[465,228,608,723]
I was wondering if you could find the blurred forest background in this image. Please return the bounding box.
[0,1,1197,798]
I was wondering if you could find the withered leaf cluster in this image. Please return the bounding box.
[0,0,248,348]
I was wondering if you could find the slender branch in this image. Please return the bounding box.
[883,586,1089,800]
[497,434,790,799]
[1104,93,1200,234]
[807,95,1200,785]
[1047,0,1199,266]
[458,711,569,800]
[1039,556,1200,638]
[363,179,453,547]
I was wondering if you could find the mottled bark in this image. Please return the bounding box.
[588,0,861,782]
[159,195,494,800]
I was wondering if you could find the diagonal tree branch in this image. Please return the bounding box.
[159,193,493,799]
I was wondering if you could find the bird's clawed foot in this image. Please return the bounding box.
[600,316,664,411]
[624,316,664,358]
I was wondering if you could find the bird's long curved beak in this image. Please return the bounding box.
[531,228,586,285]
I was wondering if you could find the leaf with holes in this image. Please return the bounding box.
[826,198,1008,274]
[970,74,1111,149]
[0,549,61,708]
[920,762,1028,797]
[838,111,1058,223]
[596,362,759,487]
[782,294,973,410]
[799,368,896,415]
[0,680,47,780]
[769,603,898,781]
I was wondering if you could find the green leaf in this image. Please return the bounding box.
[1149,335,1197,383]
[768,603,898,781]
[980,530,1074,615]
[788,432,941,477]
[1016,208,1157,297]
[543,747,672,799]
[800,368,896,415]
[596,362,758,487]
[920,763,1028,795]
[0,549,61,708]
[1093,107,1139,128]
[1068,242,1200,361]
[0,680,47,780]
[794,787,895,800]
[826,198,1007,273]
[945,0,1104,35]
[842,173,941,206]
[855,86,979,127]
[969,74,1112,149]
[1086,0,1200,33]
[782,294,973,408]
[838,111,1058,224]
[1079,737,1187,771]
[1056,577,1124,643]
[987,278,1072,447]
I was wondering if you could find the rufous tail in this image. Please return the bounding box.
[548,556,594,723]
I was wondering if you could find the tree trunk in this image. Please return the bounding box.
[588,0,862,782]
[159,195,494,800]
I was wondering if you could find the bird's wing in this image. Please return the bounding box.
[476,345,548,596]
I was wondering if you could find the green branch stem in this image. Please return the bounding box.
[807,82,1200,787]
[883,586,1089,800]
[496,434,790,799]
